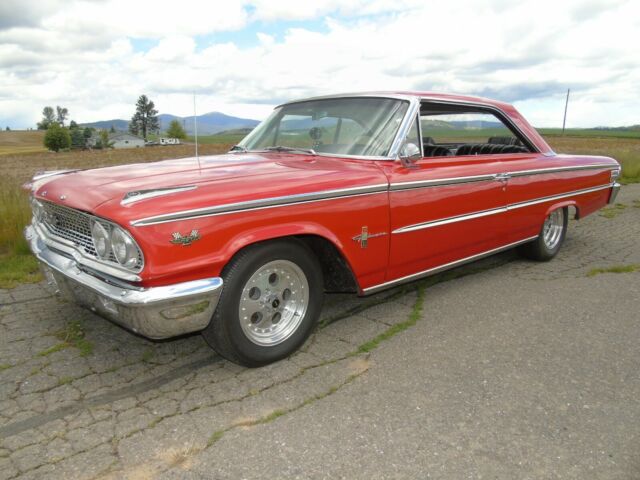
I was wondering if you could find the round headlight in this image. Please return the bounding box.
[110,227,138,268]
[91,221,111,259]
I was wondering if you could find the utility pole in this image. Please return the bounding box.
[562,88,570,135]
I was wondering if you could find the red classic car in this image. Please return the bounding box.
[25,92,621,366]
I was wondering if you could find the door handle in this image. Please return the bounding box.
[494,173,511,182]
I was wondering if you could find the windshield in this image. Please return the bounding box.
[238,97,409,157]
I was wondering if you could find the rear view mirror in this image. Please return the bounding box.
[399,142,421,166]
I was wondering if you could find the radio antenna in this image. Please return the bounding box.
[193,92,200,170]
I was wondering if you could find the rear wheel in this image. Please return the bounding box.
[518,207,568,261]
[203,239,323,367]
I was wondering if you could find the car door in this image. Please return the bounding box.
[381,115,509,283]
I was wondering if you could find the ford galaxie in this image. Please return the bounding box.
[25,92,621,366]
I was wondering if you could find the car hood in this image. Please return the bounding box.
[33,152,388,226]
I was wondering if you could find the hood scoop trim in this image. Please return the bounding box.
[121,185,197,206]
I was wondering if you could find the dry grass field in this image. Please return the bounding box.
[0,130,46,155]
[0,137,233,287]
[0,130,638,288]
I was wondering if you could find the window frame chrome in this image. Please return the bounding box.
[244,93,543,161]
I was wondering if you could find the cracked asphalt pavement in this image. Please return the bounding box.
[1,185,639,479]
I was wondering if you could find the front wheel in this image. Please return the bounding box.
[202,239,323,367]
[518,207,568,261]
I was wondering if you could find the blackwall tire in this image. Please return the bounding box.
[202,239,323,367]
[518,207,568,261]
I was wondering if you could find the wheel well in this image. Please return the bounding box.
[569,204,580,220]
[295,235,358,293]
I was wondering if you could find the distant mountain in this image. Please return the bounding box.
[81,112,260,135]
[80,119,129,131]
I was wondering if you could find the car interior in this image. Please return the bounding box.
[417,102,532,157]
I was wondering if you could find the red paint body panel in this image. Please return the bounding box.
[33,92,620,294]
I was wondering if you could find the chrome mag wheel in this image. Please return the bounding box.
[542,209,564,250]
[239,260,309,346]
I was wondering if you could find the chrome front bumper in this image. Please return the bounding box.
[608,182,621,204]
[25,225,223,339]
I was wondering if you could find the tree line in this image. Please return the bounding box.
[38,95,187,152]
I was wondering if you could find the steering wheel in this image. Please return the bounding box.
[309,127,323,147]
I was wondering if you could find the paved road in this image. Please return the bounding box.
[1,185,639,479]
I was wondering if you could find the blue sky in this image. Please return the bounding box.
[0,0,638,129]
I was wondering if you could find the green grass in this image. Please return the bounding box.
[207,430,225,447]
[539,128,640,139]
[38,342,69,357]
[356,285,426,353]
[0,175,43,288]
[599,203,627,219]
[141,348,155,363]
[0,176,33,255]
[58,376,73,385]
[55,320,93,356]
[618,153,640,184]
[0,363,11,371]
[0,253,41,289]
[188,133,246,145]
[587,264,640,277]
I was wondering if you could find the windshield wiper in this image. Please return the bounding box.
[262,146,317,155]
[229,145,248,152]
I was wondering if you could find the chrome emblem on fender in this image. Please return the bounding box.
[170,229,201,246]
[352,226,387,249]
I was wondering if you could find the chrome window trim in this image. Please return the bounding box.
[260,94,419,161]
[362,235,539,294]
[417,98,540,154]
[392,183,613,235]
[388,97,421,159]
[131,183,389,227]
[268,93,546,161]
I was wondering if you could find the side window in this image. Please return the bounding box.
[419,105,531,157]
[404,115,421,153]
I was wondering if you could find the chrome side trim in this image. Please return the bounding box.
[131,183,389,227]
[389,164,617,192]
[392,207,506,234]
[507,183,613,210]
[122,185,197,206]
[390,174,496,191]
[507,163,617,177]
[392,183,613,235]
[363,236,538,294]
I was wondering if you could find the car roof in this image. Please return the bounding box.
[279,91,514,110]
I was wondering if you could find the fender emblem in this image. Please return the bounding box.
[352,226,387,249]
[171,229,200,246]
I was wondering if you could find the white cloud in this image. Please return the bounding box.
[0,0,639,128]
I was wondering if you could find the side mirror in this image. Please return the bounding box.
[399,142,421,167]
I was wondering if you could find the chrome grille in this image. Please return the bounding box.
[39,200,143,270]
